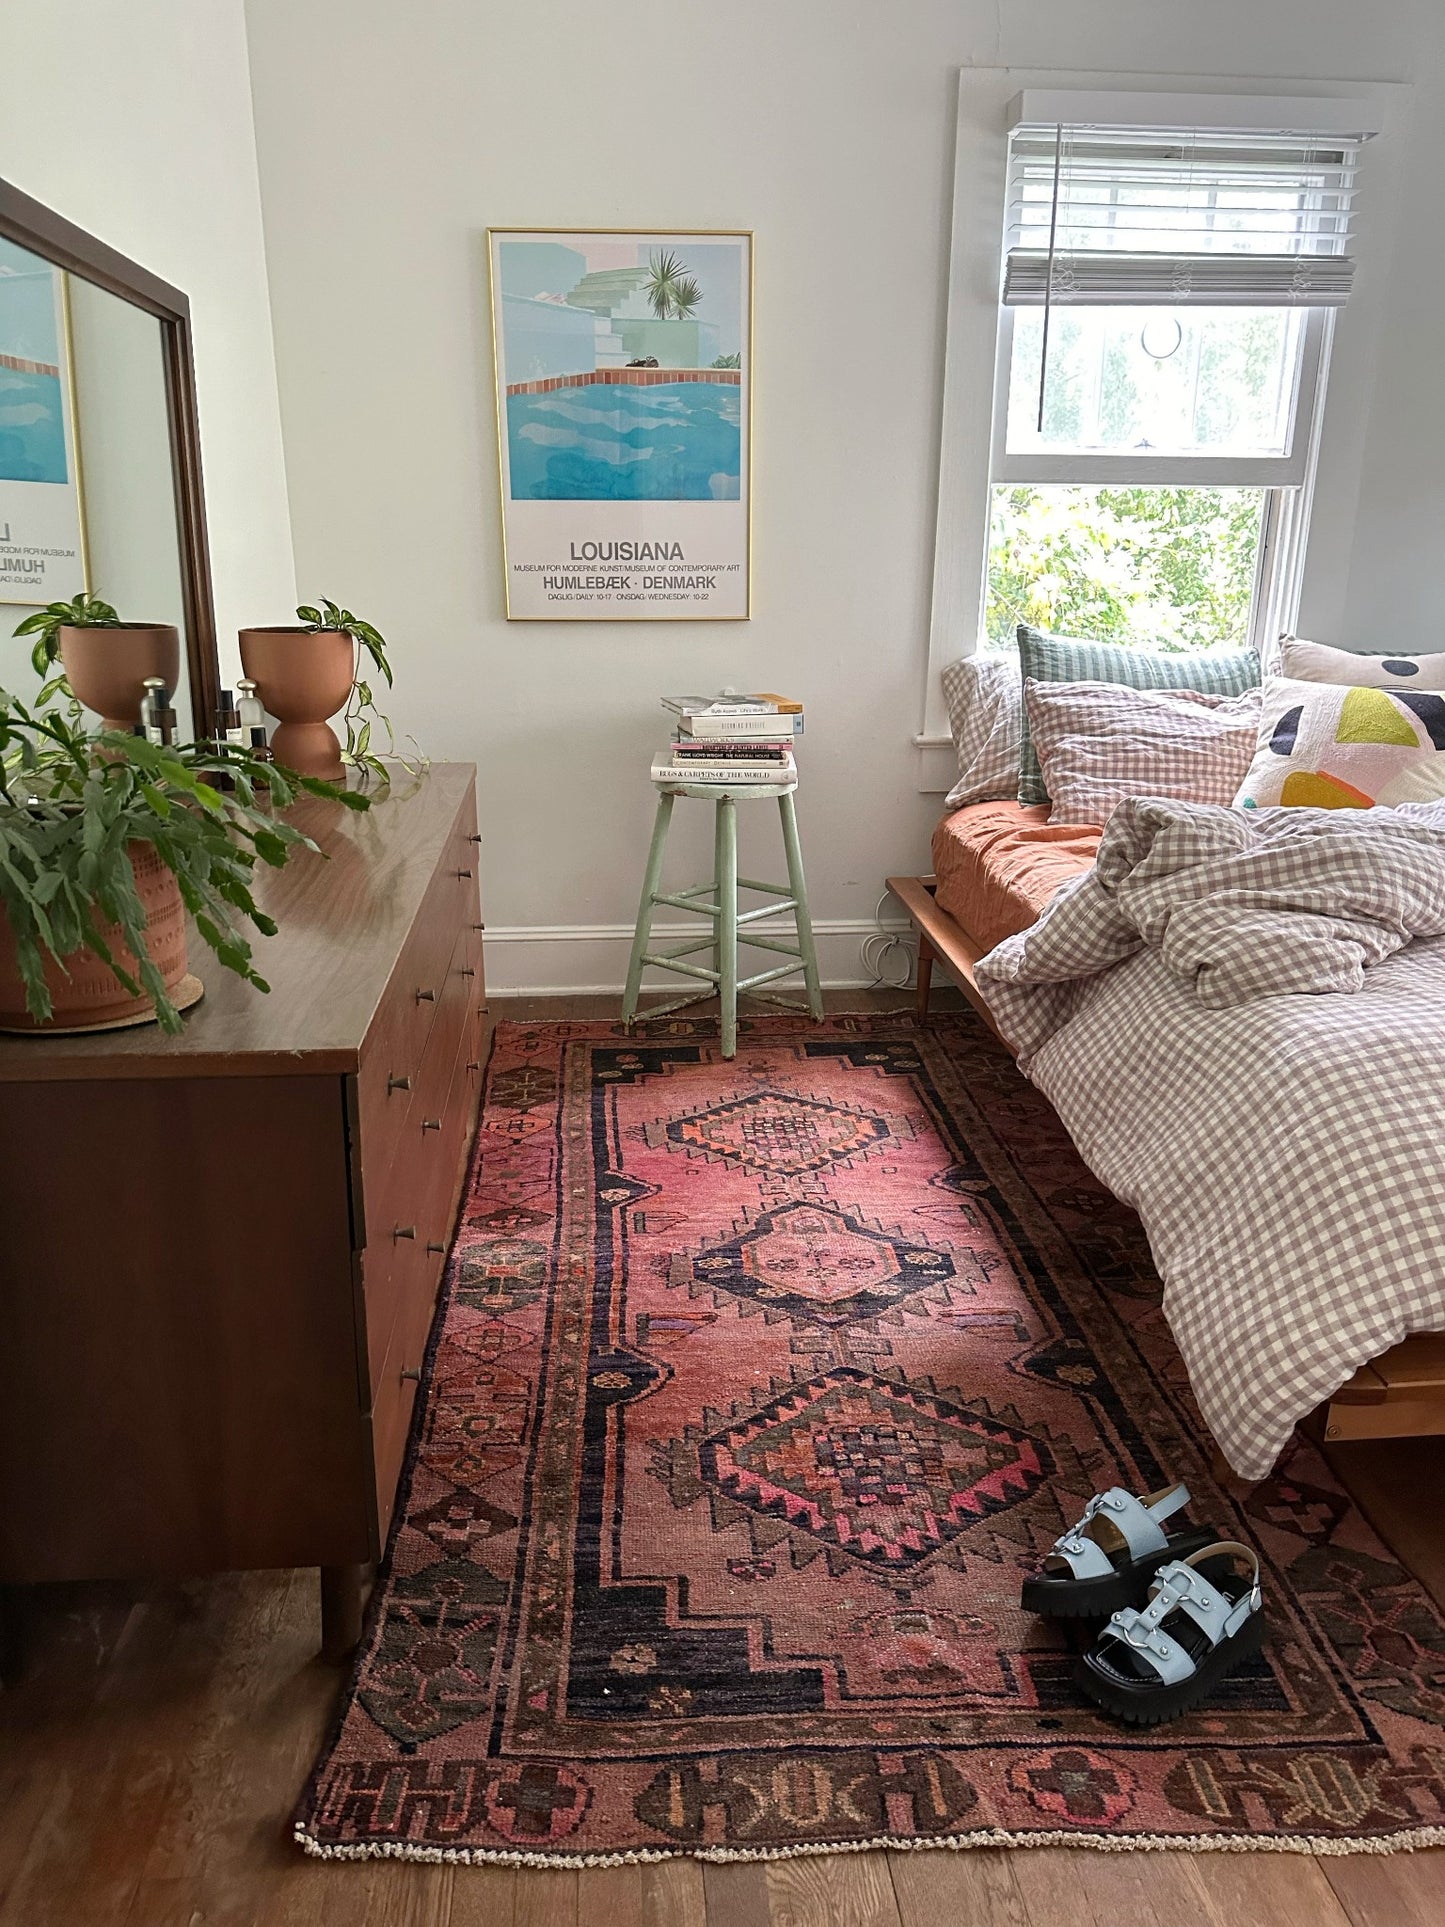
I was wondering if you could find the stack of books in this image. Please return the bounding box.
[652,693,803,785]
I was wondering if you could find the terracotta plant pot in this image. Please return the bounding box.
[238,626,355,780]
[59,623,181,732]
[0,842,199,1033]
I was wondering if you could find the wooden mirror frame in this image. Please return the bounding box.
[0,176,221,735]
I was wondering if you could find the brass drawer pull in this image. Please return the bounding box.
[456,868,473,879]
[426,1241,446,1255]
[467,833,482,844]
[393,1224,416,1241]
[400,1366,421,1382]
[459,966,476,978]
[387,1072,412,1095]
[421,1117,441,1133]
[466,1060,481,1072]
[473,922,485,932]
[415,988,435,1004]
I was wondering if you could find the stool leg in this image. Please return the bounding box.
[713,796,726,1008]
[778,789,824,1020]
[717,795,738,1057]
[622,790,674,1024]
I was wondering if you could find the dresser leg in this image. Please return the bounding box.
[319,1563,367,1663]
[0,1585,25,1686]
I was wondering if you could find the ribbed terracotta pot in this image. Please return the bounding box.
[238,626,355,779]
[59,623,180,732]
[0,842,198,1033]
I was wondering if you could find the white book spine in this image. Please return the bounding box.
[651,757,794,784]
[676,713,802,740]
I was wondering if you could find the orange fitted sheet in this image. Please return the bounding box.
[930,801,1102,955]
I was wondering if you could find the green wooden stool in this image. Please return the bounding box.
[621,763,824,1057]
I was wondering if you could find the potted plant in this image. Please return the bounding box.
[13,593,180,731]
[0,685,366,1034]
[239,599,395,782]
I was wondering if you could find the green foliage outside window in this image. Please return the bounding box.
[984,484,1266,655]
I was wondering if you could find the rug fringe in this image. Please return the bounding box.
[291,1820,1445,1867]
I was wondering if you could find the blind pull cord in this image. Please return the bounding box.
[1037,120,1064,433]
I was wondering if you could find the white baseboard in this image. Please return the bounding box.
[482,917,918,997]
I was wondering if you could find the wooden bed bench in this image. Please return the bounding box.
[886,869,1445,1453]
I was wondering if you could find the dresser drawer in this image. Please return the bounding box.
[370,1316,422,1549]
[356,879,466,1165]
[359,920,484,1394]
[353,784,482,1241]
[360,920,481,1241]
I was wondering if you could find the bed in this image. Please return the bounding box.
[888,800,1445,1475]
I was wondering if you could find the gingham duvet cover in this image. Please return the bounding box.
[975,797,1445,1478]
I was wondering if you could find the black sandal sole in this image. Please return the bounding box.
[1074,1609,1265,1725]
[1020,1527,1219,1620]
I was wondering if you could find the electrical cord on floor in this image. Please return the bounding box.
[860,889,915,989]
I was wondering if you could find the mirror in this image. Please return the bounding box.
[0,180,219,740]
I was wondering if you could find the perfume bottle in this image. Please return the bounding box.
[207,689,240,792]
[213,688,240,749]
[236,678,267,748]
[140,678,176,747]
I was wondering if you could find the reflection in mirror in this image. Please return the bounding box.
[0,238,193,734]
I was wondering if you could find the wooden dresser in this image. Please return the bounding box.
[0,764,486,1656]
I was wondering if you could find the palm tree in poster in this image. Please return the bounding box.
[644,251,702,320]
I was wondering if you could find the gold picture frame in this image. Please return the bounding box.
[0,243,90,608]
[487,228,753,621]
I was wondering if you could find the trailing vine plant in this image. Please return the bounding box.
[296,599,422,783]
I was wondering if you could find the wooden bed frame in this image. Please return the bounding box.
[887,870,1445,1451]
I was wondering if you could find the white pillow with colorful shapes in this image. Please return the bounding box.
[1278,637,1445,690]
[1234,674,1445,811]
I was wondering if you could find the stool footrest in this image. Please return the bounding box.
[651,890,720,917]
[641,953,719,985]
[649,892,799,928]
[737,959,808,993]
[738,932,803,960]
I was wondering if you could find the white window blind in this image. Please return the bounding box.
[1003,122,1368,309]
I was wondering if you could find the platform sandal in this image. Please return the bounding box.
[1075,1540,1264,1726]
[1020,1483,1217,1619]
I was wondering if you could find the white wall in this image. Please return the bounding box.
[0,0,295,700]
[242,0,1445,992]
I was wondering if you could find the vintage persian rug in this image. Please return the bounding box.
[295,1014,1445,1864]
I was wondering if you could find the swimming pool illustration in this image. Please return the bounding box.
[506,377,741,502]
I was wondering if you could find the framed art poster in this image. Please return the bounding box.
[488,229,751,620]
[0,235,87,606]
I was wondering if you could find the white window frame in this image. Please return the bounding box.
[916,70,1407,794]
[988,304,1331,490]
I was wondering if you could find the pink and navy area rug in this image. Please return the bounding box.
[295,1014,1445,1864]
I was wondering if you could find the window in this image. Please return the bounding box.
[984,103,1370,652]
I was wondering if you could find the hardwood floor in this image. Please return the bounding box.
[2,988,1442,1926]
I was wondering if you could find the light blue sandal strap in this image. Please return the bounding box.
[1046,1481,1191,1581]
[1099,1539,1262,1683]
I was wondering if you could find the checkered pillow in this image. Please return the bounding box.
[940,654,1022,809]
[1025,679,1262,829]
[1016,626,1261,806]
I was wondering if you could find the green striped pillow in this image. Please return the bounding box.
[1016,625,1262,806]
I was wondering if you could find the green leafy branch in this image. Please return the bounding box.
[13,592,120,677]
[0,687,367,1033]
[295,598,424,786]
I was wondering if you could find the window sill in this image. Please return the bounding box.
[913,735,956,795]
